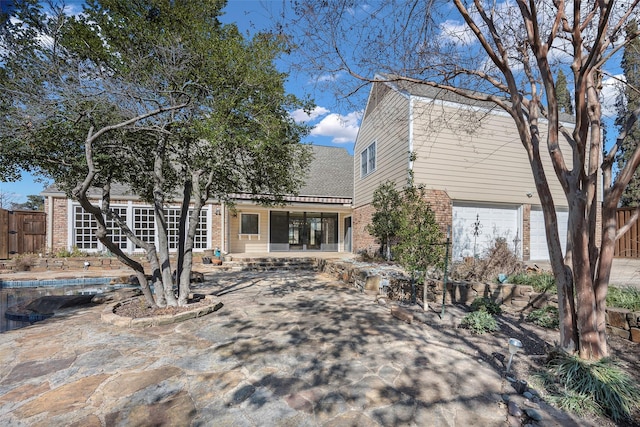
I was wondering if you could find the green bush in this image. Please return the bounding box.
[459,311,499,334]
[606,286,640,311]
[526,306,559,329]
[508,271,556,293]
[469,296,502,315]
[536,351,640,422]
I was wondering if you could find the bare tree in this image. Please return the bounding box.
[0,188,17,210]
[290,0,640,360]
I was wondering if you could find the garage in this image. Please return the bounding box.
[529,207,568,261]
[452,203,521,260]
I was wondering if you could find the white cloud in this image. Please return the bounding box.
[601,74,625,119]
[290,106,329,123]
[310,111,362,144]
[439,19,477,46]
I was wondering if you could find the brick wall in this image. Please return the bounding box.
[353,203,377,255]
[50,197,68,254]
[423,189,452,235]
[353,189,453,256]
[210,204,222,251]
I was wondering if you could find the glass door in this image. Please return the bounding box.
[288,212,305,250]
[306,213,322,250]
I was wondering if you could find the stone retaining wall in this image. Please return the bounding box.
[319,259,640,344]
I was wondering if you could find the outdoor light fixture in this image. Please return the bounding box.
[506,338,523,373]
[215,207,221,215]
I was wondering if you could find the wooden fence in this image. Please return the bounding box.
[615,207,640,258]
[0,209,46,259]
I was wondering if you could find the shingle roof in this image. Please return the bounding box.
[42,144,354,201]
[299,145,353,199]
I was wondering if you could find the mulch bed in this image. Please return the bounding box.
[114,297,212,319]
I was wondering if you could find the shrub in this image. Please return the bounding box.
[450,236,523,283]
[469,296,502,315]
[14,254,37,271]
[508,271,556,293]
[55,246,85,258]
[536,351,640,422]
[526,306,559,329]
[459,310,499,334]
[606,286,640,311]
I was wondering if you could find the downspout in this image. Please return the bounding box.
[408,96,414,173]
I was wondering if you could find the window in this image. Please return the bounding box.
[240,213,259,234]
[74,206,98,250]
[360,141,376,177]
[71,203,211,253]
[106,207,128,250]
[134,207,156,248]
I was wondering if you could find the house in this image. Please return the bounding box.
[42,145,354,256]
[353,78,576,261]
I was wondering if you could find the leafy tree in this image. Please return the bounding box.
[0,0,312,307]
[291,1,640,360]
[11,195,44,211]
[367,180,402,261]
[616,20,640,208]
[394,170,444,305]
[556,69,573,115]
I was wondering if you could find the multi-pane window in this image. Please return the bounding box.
[240,213,259,234]
[164,208,208,249]
[360,141,376,177]
[74,206,98,249]
[192,209,207,248]
[165,208,181,250]
[134,207,156,248]
[72,204,210,253]
[106,207,128,250]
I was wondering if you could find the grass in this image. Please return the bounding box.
[526,306,559,329]
[534,351,640,423]
[606,286,640,311]
[508,271,556,293]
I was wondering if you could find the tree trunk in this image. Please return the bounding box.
[175,180,192,305]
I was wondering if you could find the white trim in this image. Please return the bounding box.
[47,195,53,253]
[69,202,212,254]
[409,97,415,174]
[360,141,377,178]
[66,199,74,252]
[239,212,260,235]
[374,75,576,129]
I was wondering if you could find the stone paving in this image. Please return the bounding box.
[0,270,589,426]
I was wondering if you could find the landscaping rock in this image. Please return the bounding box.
[508,400,522,417]
[606,307,631,330]
[390,305,413,324]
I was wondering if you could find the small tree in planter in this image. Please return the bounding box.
[367,181,403,261]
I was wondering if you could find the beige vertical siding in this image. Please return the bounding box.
[410,99,570,206]
[354,88,411,207]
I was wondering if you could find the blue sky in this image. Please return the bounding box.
[1,1,628,204]
[1,0,363,203]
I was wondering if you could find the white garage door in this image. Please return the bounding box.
[530,207,568,261]
[452,203,521,260]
